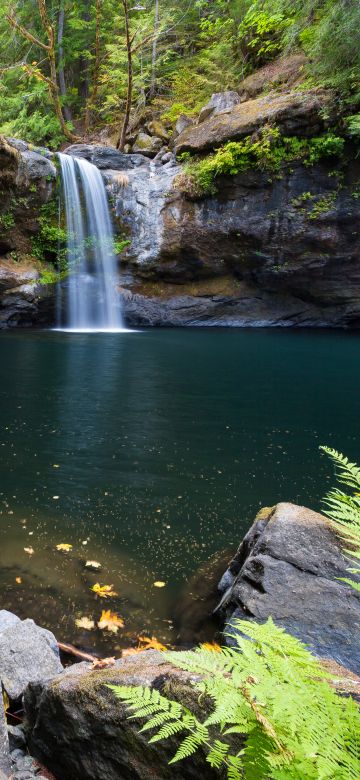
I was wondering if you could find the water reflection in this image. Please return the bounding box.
[0,328,359,652]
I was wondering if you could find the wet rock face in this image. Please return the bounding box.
[0,138,57,329]
[64,144,145,169]
[112,152,360,328]
[175,89,334,154]
[24,653,218,780]
[217,503,360,674]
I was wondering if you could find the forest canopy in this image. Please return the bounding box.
[0,0,359,148]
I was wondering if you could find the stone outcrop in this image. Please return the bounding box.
[0,611,62,700]
[175,89,334,154]
[24,652,217,780]
[198,91,241,124]
[238,54,308,101]
[217,503,360,674]
[109,150,360,328]
[0,138,57,329]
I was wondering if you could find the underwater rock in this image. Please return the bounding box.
[217,503,360,674]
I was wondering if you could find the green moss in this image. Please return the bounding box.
[309,191,338,219]
[176,129,346,198]
[0,210,16,232]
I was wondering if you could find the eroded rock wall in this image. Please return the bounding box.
[0,137,57,329]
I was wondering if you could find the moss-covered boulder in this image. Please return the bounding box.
[24,651,218,780]
[238,54,308,101]
[175,89,334,155]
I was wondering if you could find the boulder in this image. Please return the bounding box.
[198,91,241,124]
[132,132,163,157]
[64,144,146,169]
[217,503,360,673]
[175,89,334,154]
[24,652,218,780]
[238,54,308,100]
[19,151,56,181]
[146,120,170,142]
[0,136,20,186]
[0,613,63,700]
[0,694,10,779]
[174,114,194,137]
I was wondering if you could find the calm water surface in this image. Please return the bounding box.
[0,328,358,653]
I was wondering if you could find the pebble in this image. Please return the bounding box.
[10,748,25,761]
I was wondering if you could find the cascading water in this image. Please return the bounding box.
[57,152,125,331]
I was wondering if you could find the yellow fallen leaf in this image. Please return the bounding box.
[24,546,34,555]
[201,642,222,653]
[91,583,118,598]
[153,581,166,588]
[85,560,102,570]
[98,610,124,634]
[75,617,95,630]
[56,543,73,552]
[138,636,167,652]
[15,577,22,584]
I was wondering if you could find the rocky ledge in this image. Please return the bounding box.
[217,502,360,673]
[0,136,56,329]
[1,502,359,779]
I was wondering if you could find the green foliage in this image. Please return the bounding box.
[113,238,131,255]
[178,130,345,197]
[0,210,15,232]
[108,617,360,779]
[320,446,360,591]
[238,8,292,68]
[0,72,63,148]
[31,199,67,268]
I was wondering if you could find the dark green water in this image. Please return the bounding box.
[0,328,358,653]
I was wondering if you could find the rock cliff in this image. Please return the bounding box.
[0,136,57,329]
[0,74,360,329]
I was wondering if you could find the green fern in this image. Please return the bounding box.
[320,446,360,588]
[107,617,360,779]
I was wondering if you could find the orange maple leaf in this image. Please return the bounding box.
[138,636,167,652]
[201,642,222,653]
[98,610,124,633]
[91,583,118,598]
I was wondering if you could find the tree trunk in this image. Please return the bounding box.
[117,0,132,151]
[84,0,102,132]
[57,2,72,122]
[149,0,159,98]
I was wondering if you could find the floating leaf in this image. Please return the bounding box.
[75,617,95,631]
[24,546,34,555]
[98,610,124,633]
[85,560,102,570]
[56,543,73,553]
[138,636,167,651]
[92,656,116,669]
[15,577,22,584]
[201,642,222,653]
[91,583,118,598]
[153,581,166,588]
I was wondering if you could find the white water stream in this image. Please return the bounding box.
[57,153,125,332]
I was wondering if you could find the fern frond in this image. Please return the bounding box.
[320,446,360,490]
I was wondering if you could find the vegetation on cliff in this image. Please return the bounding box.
[0,1,359,148]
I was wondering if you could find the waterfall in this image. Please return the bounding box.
[57,152,125,331]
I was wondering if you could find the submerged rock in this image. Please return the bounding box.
[217,503,360,673]
[24,652,218,780]
[0,611,62,700]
